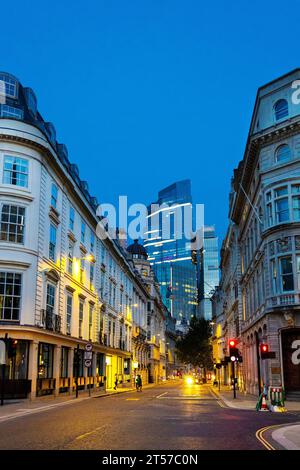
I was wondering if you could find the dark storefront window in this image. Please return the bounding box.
[73,348,84,377]
[124,358,130,375]
[60,347,68,378]
[38,343,54,379]
[96,353,104,376]
[5,340,29,380]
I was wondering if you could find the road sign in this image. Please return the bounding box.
[84,351,92,360]
[84,359,92,368]
[85,342,93,352]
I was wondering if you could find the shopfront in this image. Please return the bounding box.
[0,339,31,399]
[37,342,55,396]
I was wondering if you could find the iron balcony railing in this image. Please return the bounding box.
[40,309,61,333]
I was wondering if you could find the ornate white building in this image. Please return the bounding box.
[0,72,167,399]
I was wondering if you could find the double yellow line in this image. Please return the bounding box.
[256,425,280,450]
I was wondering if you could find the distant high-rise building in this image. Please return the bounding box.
[200,226,219,320]
[144,180,198,329]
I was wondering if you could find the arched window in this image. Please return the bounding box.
[275,144,291,163]
[274,99,288,121]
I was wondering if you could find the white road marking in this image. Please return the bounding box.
[0,396,90,423]
[156,392,168,398]
[157,396,216,400]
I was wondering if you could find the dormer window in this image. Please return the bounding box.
[0,73,18,99]
[24,88,37,115]
[45,122,56,144]
[275,144,291,163]
[274,99,288,121]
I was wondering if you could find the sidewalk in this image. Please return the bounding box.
[271,423,300,450]
[0,382,160,422]
[210,385,300,411]
[210,385,257,410]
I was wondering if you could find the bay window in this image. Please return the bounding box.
[0,204,25,243]
[265,183,300,227]
[3,156,28,188]
[280,257,294,292]
[0,272,22,321]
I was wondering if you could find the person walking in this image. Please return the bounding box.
[135,374,142,392]
[114,374,118,391]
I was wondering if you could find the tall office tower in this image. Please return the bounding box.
[201,226,219,320]
[144,180,198,330]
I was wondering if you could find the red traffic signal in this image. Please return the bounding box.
[229,339,237,348]
[260,343,269,359]
[260,344,269,353]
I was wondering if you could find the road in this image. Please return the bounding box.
[0,382,299,450]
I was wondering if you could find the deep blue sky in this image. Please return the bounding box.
[2,0,300,242]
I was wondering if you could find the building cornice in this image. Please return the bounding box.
[231,117,300,224]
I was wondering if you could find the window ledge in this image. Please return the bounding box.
[68,231,77,243]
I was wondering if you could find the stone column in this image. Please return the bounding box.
[68,348,74,395]
[28,340,39,400]
[53,345,61,397]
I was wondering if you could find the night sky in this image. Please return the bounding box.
[2,0,300,242]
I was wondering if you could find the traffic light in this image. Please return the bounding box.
[229,339,239,361]
[260,343,269,360]
[191,249,197,265]
[7,339,18,358]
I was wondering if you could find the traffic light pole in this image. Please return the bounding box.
[255,331,262,396]
[231,360,236,399]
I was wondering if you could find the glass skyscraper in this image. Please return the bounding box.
[201,226,219,320]
[144,180,198,329]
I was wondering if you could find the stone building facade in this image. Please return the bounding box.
[0,72,167,399]
[212,69,300,400]
[127,240,167,384]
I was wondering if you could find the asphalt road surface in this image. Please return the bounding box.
[0,382,299,450]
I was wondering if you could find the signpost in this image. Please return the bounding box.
[84,343,93,397]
